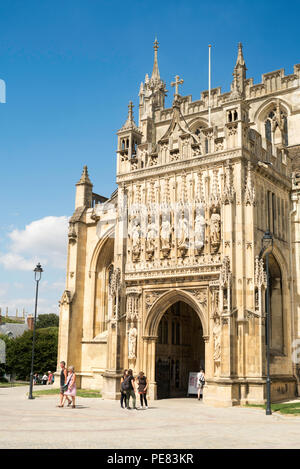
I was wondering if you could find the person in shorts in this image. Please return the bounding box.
[197,368,205,401]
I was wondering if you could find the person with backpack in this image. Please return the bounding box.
[123,369,137,410]
[120,369,128,409]
[137,371,148,409]
[197,368,205,401]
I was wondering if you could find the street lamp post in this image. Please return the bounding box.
[261,231,273,416]
[28,263,43,400]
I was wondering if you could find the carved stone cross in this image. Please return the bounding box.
[171,75,184,96]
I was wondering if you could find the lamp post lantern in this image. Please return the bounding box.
[261,231,273,415]
[28,263,43,400]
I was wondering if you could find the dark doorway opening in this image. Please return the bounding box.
[155,301,205,399]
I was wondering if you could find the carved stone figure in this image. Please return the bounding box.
[177,211,189,256]
[213,316,221,362]
[146,214,157,259]
[129,217,141,261]
[194,209,205,252]
[160,213,171,257]
[210,207,221,252]
[128,326,138,360]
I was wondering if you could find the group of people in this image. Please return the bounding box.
[58,361,77,409]
[33,371,54,385]
[55,362,205,410]
[120,369,148,410]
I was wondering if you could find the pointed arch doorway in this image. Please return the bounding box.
[155,301,205,399]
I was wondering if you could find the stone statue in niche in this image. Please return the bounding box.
[177,211,189,256]
[160,213,172,257]
[146,214,157,260]
[129,216,141,262]
[210,207,221,252]
[128,326,138,360]
[213,316,221,362]
[194,207,205,253]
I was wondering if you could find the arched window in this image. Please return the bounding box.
[264,108,288,146]
[267,254,284,354]
[265,118,272,142]
[158,317,168,344]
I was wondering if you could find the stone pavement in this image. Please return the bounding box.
[1,385,300,449]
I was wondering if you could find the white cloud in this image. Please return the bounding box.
[0,216,69,271]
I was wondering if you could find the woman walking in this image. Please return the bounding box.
[137,371,148,409]
[58,361,68,407]
[120,369,128,409]
[62,366,77,408]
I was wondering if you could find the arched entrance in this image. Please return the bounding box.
[155,301,205,398]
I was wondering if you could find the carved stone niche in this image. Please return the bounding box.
[191,143,201,156]
[130,157,138,171]
[214,137,224,152]
[126,287,142,322]
[170,148,180,161]
[148,153,158,167]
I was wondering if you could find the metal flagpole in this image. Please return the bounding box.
[208,44,211,127]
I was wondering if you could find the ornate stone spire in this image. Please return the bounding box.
[231,42,247,99]
[151,37,160,81]
[75,165,93,208]
[235,42,246,68]
[77,165,92,186]
[119,101,139,131]
[140,39,167,114]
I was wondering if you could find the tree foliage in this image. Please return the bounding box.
[36,313,59,329]
[0,334,10,381]
[5,327,58,380]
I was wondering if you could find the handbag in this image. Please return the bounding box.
[62,384,68,392]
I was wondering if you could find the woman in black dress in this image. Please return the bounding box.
[137,371,148,409]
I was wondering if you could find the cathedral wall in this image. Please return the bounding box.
[60,48,300,404]
[63,222,88,376]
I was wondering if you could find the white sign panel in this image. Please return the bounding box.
[187,372,198,395]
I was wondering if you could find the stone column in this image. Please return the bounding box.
[142,336,158,400]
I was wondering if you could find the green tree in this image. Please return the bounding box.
[6,327,58,380]
[0,334,11,381]
[36,313,59,329]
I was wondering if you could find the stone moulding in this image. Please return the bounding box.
[125,266,221,281]
[116,149,242,183]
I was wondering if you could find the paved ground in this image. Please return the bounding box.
[1,385,300,449]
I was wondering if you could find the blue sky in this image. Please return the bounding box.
[0,0,299,316]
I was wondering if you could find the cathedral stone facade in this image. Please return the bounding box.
[57,41,300,406]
